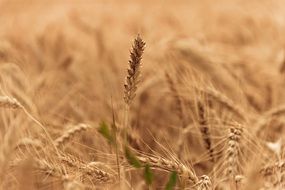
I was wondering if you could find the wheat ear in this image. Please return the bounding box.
[137,155,199,184]
[260,160,285,177]
[54,124,91,147]
[225,125,243,180]
[194,175,212,190]
[261,160,285,188]
[81,162,115,183]
[60,155,115,183]
[124,35,146,106]
[197,101,214,162]
[165,72,186,126]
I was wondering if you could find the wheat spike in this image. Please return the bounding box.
[124,35,146,105]
[261,160,285,188]
[194,175,212,190]
[197,101,214,162]
[225,125,243,179]
[81,163,115,183]
[165,72,186,126]
[260,160,285,177]
[60,154,116,183]
[137,155,199,184]
[55,123,91,147]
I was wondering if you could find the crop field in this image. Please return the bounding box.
[1,0,285,189]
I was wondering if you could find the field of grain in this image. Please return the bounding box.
[1,0,285,189]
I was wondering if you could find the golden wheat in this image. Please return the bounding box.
[0,1,284,189]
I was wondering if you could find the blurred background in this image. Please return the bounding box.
[1,0,285,117]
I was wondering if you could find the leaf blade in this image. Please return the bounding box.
[165,171,177,190]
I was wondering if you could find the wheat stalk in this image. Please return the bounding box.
[122,35,145,147]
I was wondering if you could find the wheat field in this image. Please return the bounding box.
[1,0,285,189]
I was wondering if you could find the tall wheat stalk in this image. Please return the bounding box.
[120,35,145,188]
[123,35,146,142]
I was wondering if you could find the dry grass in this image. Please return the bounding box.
[1,0,285,189]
